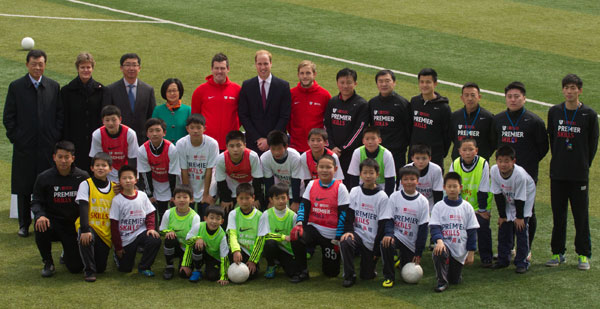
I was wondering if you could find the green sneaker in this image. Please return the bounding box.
[382,279,394,288]
[264,265,277,279]
[306,252,313,260]
[545,254,565,267]
[578,256,590,270]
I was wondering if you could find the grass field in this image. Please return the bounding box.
[0,0,599,308]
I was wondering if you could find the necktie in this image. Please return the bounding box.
[261,80,267,110]
[128,84,136,112]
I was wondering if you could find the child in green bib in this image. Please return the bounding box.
[181,205,230,285]
[159,184,200,280]
[449,138,493,267]
[258,183,298,279]
[226,183,263,279]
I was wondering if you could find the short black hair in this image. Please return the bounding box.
[318,154,337,167]
[160,78,184,101]
[495,145,516,160]
[54,140,75,155]
[461,82,480,94]
[398,166,420,179]
[362,126,381,137]
[359,158,380,174]
[443,172,462,186]
[562,74,583,89]
[410,144,431,157]
[267,130,288,147]
[91,152,112,167]
[145,117,166,133]
[120,53,141,66]
[236,182,254,197]
[458,138,477,148]
[268,183,289,199]
[226,130,246,144]
[418,68,437,82]
[205,205,224,219]
[211,53,229,68]
[504,81,526,96]
[173,184,193,199]
[375,69,395,83]
[336,68,357,82]
[308,128,327,141]
[26,49,47,63]
[186,114,206,127]
[101,105,121,118]
[118,165,137,179]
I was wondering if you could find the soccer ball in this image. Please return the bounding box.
[401,262,423,284]
[21,37,35,50]
[227,262,250,283]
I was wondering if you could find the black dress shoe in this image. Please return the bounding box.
[289,270,309,283]
[17,227,29,237]
[342,278,356,288]
[491,263,509,270]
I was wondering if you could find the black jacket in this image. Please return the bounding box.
[492,107,548,181]
[31,166,89,223]
[238,75,291,155]
[409,92,452,164]
[450,105,494,160]
[324,92,369,155]
[3,74,63,194]
[548,102,599,181]
[61,76,106,171]
[368,91,412,153]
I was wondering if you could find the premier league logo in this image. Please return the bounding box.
[54,186,59,191]
[559,120,563,125]
[502,126,507,130]
[458,125,462,129]
[414,110,418,115]
[374,110,378,115]
[333,108,337,113]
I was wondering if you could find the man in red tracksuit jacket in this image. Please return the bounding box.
[191,53,241,151]
[288,60,331,153]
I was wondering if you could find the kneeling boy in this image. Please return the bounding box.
[290,154,350,283]
[381,166,430,288]
[110,165,162,277]
[181,205,230,285]
[159,184,200,279]
[258,183,298,279]
[340,158,389,287]
[430,172,479,292]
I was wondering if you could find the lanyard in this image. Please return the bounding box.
[505,109,525,143]
[463,106,480,137]
[563,103,580,142]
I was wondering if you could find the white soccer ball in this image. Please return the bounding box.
[401,262,423,284]
[227,262,250,283]
[21,37,35,50]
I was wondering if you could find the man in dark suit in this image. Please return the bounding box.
[3,49,63,237]
[106,53,155,144]
[238,50,291,154]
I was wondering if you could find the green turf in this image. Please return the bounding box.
[0,0,599,307]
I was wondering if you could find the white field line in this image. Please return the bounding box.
[0,13,165,23]
[64,0,561,109]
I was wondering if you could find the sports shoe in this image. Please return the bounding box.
[84,272,96,282]
[41,261,55,277]
[138,269,155,277]
[491,263,509,270]
[545,254,565,267]
[189,270,202,282]
[289,269,309,283]
[515,266,528,274]
[163,266,175,280]
[434,283,448,293]
[264,265,277,279]
[481,260,493,268]
[382,279,394,288]
[578,256,590,270]
[342,277,356,288]
[17,227,29,237]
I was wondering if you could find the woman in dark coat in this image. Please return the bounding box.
[61,52,106,171]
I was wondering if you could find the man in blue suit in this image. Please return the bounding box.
[238,50,291,155]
